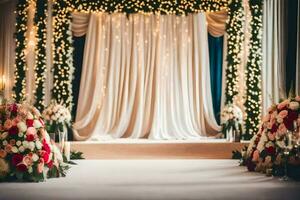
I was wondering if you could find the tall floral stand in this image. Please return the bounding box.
[226,128,240,142]
[58,124,70,161]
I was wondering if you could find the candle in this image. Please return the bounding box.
[64,142,71,162]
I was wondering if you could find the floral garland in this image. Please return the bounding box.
[33,0,48,111]
[244,0,263,140]
[244,97,300,178]
[224,0,244,104]
[52,0,229,110]
[13,0,30,102]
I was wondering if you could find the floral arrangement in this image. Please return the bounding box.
[42,101,72,134]
[0,102,68,182]
[221,104,243,141]
[245,97,300,178]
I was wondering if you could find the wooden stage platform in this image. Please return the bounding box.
[70,139,249,159]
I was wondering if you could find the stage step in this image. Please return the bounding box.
[71,140,249,159]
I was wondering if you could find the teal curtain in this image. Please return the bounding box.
[208,33,223,124]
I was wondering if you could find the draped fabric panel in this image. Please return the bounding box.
[208,33,223,124]
[0,0,16,99]
[73,13,220,140]
[297,0,300,96]
[262,0,287,114]
[206,10,227,37]
[72,12,90,37]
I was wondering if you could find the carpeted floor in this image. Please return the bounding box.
[1,160,300,200]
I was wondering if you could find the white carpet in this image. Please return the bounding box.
[1,160,300,200]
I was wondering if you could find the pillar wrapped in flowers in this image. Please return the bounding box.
[245,97,300,178]
[0,102,68,182]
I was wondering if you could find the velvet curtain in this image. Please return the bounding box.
[71,13,220,140]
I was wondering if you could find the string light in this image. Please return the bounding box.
[244,0,263,140]
[225,0,245,105]
[52,0,228,111]
[13,0,30,102]
[33,0,48,111]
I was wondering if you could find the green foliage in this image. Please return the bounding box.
[13,0,29,102]
[225,0,244,104]
[244,0,263,140]
[70,150,85,160]
[33,0,48,111]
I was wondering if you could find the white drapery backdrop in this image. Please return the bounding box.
[72,13,220,140]
[262,0,287,114]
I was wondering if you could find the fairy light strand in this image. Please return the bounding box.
[244,0,263,140]
[13,0,30,102]
[33,0,48,111]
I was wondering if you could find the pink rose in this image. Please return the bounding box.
[277,123,287,136]
[0,149,7,158]
[297,118,300,126]
[263,114,270,123]
[277,99,290,110]
[270,111,278,120]
[295,96,300,102]
[4,144,12,153]
[26,127,37,136]
[4,119,12,130]
[278,110,288,119]
[267,132,275,141]
[267,118,276,129]
[252,150,260,162]
[23,155,33,166]
[37,159,44,173]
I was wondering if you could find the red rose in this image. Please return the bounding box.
[43,152,50,163]
[47,160,54,169]
[266,146,275,155]
[26,134,35,142]
[283,118,294,131]
[10,103,18,114]
[26,119,34,127]
[42,139,51,154]
[12,153,23,166]
[288,110,298,120]
[8,126,18,135]
[271,124,278,133]
[16,163,27,172]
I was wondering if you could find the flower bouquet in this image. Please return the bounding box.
[221,104,243,142]
[0,102,68,182]
[245,97,300,179]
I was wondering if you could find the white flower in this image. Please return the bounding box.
[28,142,35,151]
[28,166,33,174]
[1,132,8,140]
[19,146,25,153]
[0,158,9,177]
[18,132,24,138]
[289,101,299,110]
[27,112,34,120]
[16,141,22,146]
[35,141,42,150]
[33,120,42,129]
[11,146,18,153]
[17,122,27,133]
[32,153,39,162]
[276,116,283,123]
[2,140,8,146]
[22,141,29,148]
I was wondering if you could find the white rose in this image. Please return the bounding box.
[0,158,9,176]
[11,146,18,153]
[35,141,42,150]
[277,116,283,123]
[265,141,274,148]
[1,132,8,140]
[33,120,42,129]
[27,112,34,120]
[32,153,39,162]
[22,141,29,148]
[16,141,22,146]
[289,101,299,110]
[17,122,27,133]
[19,146,25,153]
[28,166,33,173]
[18,132,24,138]
[2,140,8,146]
[29,142,35,151]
